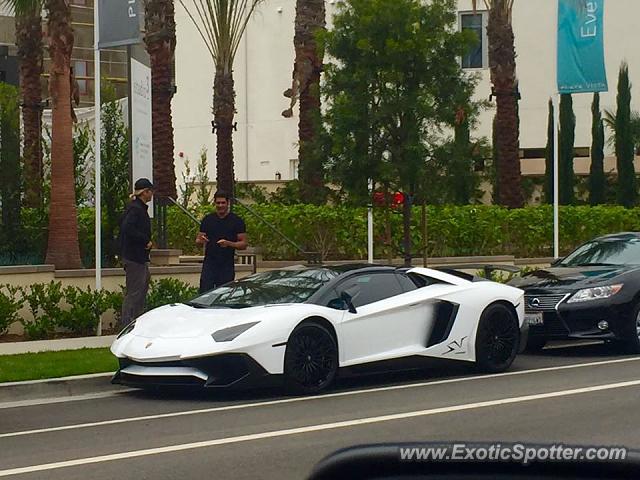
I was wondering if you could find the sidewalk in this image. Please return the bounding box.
[0,335,116,355]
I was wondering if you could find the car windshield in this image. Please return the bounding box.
[186,268,339,308]
[560,236,640,267]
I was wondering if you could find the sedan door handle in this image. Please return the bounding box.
[409,303,421,307]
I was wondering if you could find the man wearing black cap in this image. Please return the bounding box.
[119,178,154,327]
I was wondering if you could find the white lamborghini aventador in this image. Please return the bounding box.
[111,264,525,394]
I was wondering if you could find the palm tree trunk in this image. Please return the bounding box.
[213,67,235,197]
[487,6,523,208]
[293,0,325,204]
[144,0,177,201]
[16,10,44,208]
[44,0,82,269]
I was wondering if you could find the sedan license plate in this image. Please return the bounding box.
[525,312,544,326]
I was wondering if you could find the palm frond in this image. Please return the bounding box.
[178,0,262,72]
[1,0,41,16]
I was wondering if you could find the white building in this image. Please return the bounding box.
[155,1,640,183]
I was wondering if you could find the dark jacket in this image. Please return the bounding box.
[119,198,151,264]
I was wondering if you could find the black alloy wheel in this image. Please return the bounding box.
[284,322,338,395]
[475,303,520,373]
[613,301,640,354]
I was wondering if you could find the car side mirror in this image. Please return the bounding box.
[340,291,357,314]
[327,298,347,311]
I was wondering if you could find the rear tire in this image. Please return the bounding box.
[524,337,547,353]
[284,321,338,395]
[475,303,520,373]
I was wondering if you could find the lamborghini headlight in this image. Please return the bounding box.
[211,322,260,342]
[567,284,623,303]
[116,321,136,339]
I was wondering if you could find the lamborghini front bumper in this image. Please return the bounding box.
[111,353,281,389]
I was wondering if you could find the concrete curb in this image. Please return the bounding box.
[0,372,119,403]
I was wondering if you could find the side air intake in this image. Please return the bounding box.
[426,301,459,347]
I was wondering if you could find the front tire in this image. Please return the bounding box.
[475,303,520,373]
[284,322,338,395]
[615,302,640,354]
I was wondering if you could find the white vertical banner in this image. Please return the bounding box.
[131,58,154,217]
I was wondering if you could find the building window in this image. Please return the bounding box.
[460,12,487,69]
[74,60,88,95]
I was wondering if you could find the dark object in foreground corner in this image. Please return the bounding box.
[307,443,639,480]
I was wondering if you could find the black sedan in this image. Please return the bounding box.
[508,232,640,353]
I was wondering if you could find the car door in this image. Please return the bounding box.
[335,272,432,366]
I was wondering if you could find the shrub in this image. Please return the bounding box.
[22,282,64,340]
[0,285,23,335]
[104,289,124,328]
[59,286,111,336]
[16,283,123,339]
[146,278,199,312]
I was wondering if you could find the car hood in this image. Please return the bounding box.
[508,265,636,292]
[132,303,290,339]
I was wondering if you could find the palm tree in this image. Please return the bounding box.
[282,0,326,204]
[179,0,262,198]
[4,0,82,268]
[43,0,82,268]
[144,0,177,200]
[473,0,522,208]
[6,0,44,208]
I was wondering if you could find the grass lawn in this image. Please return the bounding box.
[0,348,118,383]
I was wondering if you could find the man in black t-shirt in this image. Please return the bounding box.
[196,191,248,293]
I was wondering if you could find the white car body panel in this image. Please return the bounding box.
[111,267,525,383]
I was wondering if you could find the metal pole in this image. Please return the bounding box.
[553,1,560,260]
[553,94,560,259]
[421,202,427,268]
[368,179,373,264]
[94,0,102,335]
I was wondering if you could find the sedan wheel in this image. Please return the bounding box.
[284,322,338,395]
[615,303,640,354]
[475,303,520,373]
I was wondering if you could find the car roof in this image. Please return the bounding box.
[592,232,640,242]
[279,263,398,275]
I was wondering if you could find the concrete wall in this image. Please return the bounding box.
[173,0,640,184]
[0,264,253,336]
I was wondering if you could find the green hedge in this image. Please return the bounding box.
[166,204,640,260]
[12,205,640,265]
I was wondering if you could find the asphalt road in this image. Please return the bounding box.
[1,342,639,479]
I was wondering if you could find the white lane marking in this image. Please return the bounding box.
[2,356,640,438]
[0,391,135,410]
[1,379,640,477]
